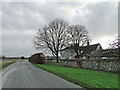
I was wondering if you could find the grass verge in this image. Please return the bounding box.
[30,61,119,89]
[0,59,27,69]
[0,61,16,69]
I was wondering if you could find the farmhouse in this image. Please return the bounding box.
[60,43,102,59]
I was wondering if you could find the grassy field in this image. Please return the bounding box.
[34,63,119,88]
[0,59,26,69]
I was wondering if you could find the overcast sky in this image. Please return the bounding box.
[1,0,118,57]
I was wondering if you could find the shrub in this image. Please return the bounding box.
[21,56,25,59]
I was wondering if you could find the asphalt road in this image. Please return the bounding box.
[2,60,82,88]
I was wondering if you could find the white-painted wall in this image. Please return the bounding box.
[60,49,76,59]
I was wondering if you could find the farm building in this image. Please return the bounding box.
[29,53,45,64]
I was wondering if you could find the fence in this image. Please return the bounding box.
[60,59,119,73]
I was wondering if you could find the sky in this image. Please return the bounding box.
[0,0,119,57]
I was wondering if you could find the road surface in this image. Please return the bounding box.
[2,60,82,88]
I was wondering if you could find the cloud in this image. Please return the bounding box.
[70,2,118,37]
[118,1,120,34]
[0,3,2,55]
[1,2,118,56]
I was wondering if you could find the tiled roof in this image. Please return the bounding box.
[30,53,45,58]
[78,43,102,57]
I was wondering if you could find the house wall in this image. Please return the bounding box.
[79,56,88,59]
[60,49,75,59]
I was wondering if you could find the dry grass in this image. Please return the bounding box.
[0,59,27,69]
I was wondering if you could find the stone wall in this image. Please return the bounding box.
[60,59,119,73]
[81,61,99,70]
[60,59,79,67]
[99,61,119,72]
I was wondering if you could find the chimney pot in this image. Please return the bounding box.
[87,41,89,46]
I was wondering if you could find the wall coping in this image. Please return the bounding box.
[60,59,119,62]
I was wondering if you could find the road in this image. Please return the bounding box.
[2,60,82,88]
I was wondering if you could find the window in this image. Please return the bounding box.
[83,56,85,59]
[67,56,70,59]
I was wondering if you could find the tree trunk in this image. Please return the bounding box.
[56,53,59,63]
[56,57,59,63]
[76,52,79,58]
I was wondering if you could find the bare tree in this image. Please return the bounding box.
[109,34,120,49]
[107,34,120,57]
[34,19,69,63]
[68,25,91,58]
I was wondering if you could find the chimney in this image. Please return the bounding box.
[87,40,89,46]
